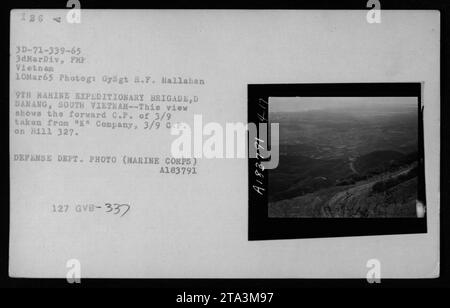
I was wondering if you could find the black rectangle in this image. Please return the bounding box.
[248,83,427,240]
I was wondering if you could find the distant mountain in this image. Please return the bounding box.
[269,154,352,202]
[354,150,418,175]
[354,150,405,174]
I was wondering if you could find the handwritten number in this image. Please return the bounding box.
[104,203,130,217]
[117,204,131,217]
[105,203,113,213]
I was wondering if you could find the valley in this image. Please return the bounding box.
[268,102,420,218]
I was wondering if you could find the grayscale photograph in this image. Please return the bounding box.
[268,97,423,218]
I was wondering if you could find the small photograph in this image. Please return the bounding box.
[268,96,424,218]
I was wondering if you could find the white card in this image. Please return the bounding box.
[10,10,440,278]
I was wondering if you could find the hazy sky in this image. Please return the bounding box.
[269,97,418,113]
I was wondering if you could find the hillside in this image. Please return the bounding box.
[268,104,420,218]
[269,166,418,218]
[269,150,418,202]
[269,154,352,202]
[354,150,405,174]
